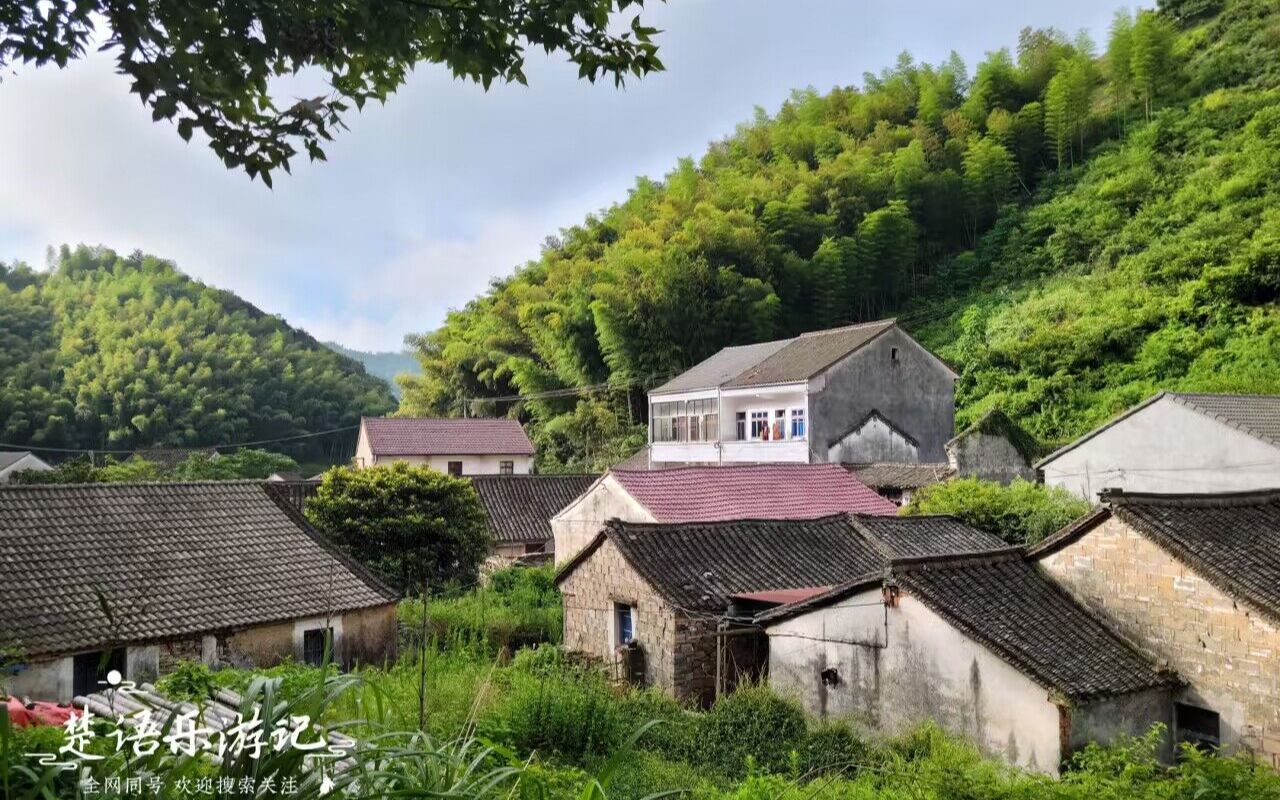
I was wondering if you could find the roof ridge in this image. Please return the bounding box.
[608,512,853,532]
[796,318,896,337]
[889,546,1023,570]
[1102,487,1280,506]
[1166,392,1280,447]
[0,479,267,490]
[612,462,846,476]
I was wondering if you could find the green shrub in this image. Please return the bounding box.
[154,660,221,702]
[486,662,624,759]
[798,722,869,778]
[400,567,563,654]
[615,689,699,763]
[902,477,1091,545]
[600,751,722,800]
[699,684,808,778]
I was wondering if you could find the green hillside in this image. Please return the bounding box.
[0,246,397,460]
[323,342,421,399]
[399,0,1280,468]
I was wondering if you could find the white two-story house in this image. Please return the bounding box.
[643,320,956,467]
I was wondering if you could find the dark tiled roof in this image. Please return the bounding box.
[650,340,792,395]
[845,462,953,490]
[471,474,597,543]
[723,320,897,388]
[892,551,1174,701]
[849,514,1007,558]
[0,482,397,658]
[1101,490,1279,622]
[361,417,535,456]
[565,515,887,613]
[611,464,897,522]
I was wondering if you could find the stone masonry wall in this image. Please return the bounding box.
[1038,517,1280,767]
[559,538,678,693]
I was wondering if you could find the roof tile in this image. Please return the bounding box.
[362,417,535,456]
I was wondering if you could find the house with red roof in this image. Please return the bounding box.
[354,416,536,475]
[550,463,896,565]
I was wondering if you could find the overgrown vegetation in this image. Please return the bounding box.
[401,566,564,653]
[0,246,395,461]
[398,0,1280,469]
[902,477,1091,545]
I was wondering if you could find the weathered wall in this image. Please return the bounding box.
[827,413,919,463]
[947,432,1035,485]
[1040,398,1280,500]
[559,538,677,692]
[1038,517,1280,767]
[767,586,1066,773]
[341,604,398,668]
[551,476,655,566]
[372,454,533,474]
[1069,688,1173,762]
[4,657,73,701]
[807,327,955,463]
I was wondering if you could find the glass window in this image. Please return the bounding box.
[499,460,513,475]
[615,603,634,645]
[790,408,806,439]
[735,412,746,441]
[447,461,463,476]
[773,409,786,440]
[750,410,769,439]
[652,401,685,443]
[303,628,332,666]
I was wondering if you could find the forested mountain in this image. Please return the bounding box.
[0,247,396,461]
[399,0,1280,472]
[323,342,421,398]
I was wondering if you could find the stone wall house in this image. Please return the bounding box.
[470,474,597,559]
[760,545,1175,776]
[550,462,896,566]
[1032,489,1280,768]
[555,512,1005,706]
[944,409,1038,485]
[354,416,536,475]
[0,482,399,703]
[1035,393,1280,500]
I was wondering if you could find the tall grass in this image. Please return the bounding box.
[400,566,563,655]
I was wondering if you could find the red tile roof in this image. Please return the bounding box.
[609,463,897,522]
[361,417,535,456]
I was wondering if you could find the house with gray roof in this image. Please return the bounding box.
[1033,489,1280,767]
[0,482,398,702]
[554,511,1004,706]
[760,547,1175,775]
[0,451,52,483]
[644,320,956,468]
[1037,392,1280,499]
[470,473,596,559]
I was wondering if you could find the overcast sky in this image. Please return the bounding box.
[0,1,1133,352]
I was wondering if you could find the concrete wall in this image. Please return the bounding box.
[551,476,655,566]
[947,432,1035,485]
[807,327,955,463]
[827,412,919,463]
[767,586,1066,773]
[370,454,533,475]
[1038,517,1280,767]
[1040,397,1280,500]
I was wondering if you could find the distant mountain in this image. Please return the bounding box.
[0,246,398,460]
[324,343,421,398]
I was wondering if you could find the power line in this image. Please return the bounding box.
[0,424,360,457]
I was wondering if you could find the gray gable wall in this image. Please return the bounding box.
[807,326,956,462]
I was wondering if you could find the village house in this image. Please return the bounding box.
[0,482,399,703]
[759,542,1175,775]
[1036,392,1280,500]
[1031,489,1280,768]
[354,416,535,475]
[471,473,597,559]
[643,320,956,468]
[843,461,952,506]
[550,463,896,565]
[0,450,52,483]
[554,512,1004,706]
[945,409,1039,485]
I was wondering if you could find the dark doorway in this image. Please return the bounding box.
[303,628,333,666]
[72,648,127,697]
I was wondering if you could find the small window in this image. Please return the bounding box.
[1175,703,1220,753]
[890,347,899,362]
[499,460,513,475]
[303,628,333,667]
[524,542,546,554]
[615,603,634,646]
[750,410,769,440]
[447,461,463,476]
